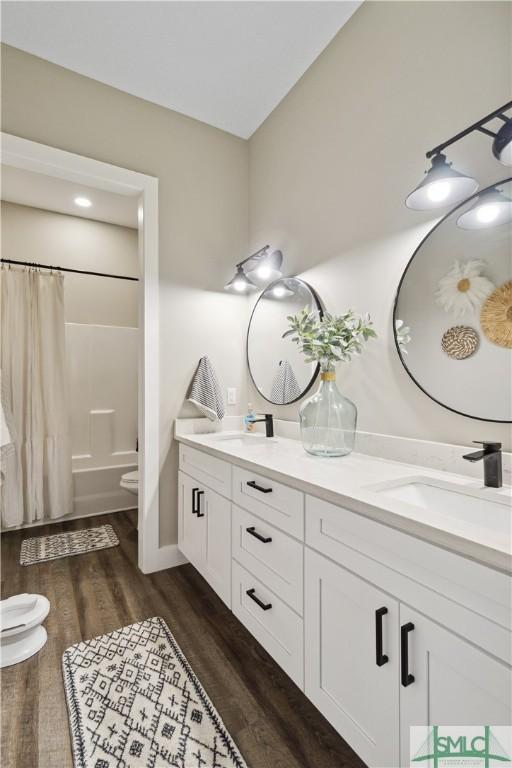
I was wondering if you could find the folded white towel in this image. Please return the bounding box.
[187,356,225,421]
[270,359,302,404]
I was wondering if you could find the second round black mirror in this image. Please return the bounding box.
[247,278,323,405]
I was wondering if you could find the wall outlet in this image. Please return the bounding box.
[227,387,237,405]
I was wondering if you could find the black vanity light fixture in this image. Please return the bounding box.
[406,101,512,212]
[224,245,283,293]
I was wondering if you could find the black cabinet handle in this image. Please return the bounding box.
[247,480,273,494]
[401,622,415,687]
[196,490,205,518]
[192,488,204,517]
[246,588,272,611]
[375,607,389,666]
[246,526,272,544]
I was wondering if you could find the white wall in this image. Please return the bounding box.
[248,1,512,449]
[1,43,249,545]
[1,201,139,326]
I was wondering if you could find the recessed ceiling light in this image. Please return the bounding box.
[74,196,92,208]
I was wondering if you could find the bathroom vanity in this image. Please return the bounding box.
[175,422,512,768]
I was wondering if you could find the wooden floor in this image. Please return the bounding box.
[1,510,365,768]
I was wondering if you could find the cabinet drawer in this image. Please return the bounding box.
[232,465,304,539]
[232,560,304,689]
[232,505,303,614]
[179,443,231,498]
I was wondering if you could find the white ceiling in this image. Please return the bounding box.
[1,165,139,228]
[0,1,361,139]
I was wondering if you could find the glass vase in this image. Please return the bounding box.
[299,366,357,457]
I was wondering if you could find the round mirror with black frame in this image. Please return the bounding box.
[394,177,512,423]
[247,277,323,405]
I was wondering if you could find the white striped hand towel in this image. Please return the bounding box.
[187,356,225,421]
[270,360,302,404]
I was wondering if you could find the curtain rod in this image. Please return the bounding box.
[0,259,139,282]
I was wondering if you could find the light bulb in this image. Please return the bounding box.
[476,203,499,223]
[273,286,286,298]
[256,265,272,280]
[233,278,247,292]
[74,196,92,208]
[427,181,450,202]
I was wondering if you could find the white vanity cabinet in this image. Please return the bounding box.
[177,439,512,768]
[305,547,512,768]
[399,606,512,766]
[305,548,400,767]
[178,468,231,607]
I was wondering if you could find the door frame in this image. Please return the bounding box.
[1,132,160,573]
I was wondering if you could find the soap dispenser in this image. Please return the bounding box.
[244,403,256,433]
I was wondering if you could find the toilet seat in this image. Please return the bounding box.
[0,594,50,667]
[120,470,139,495]
[0,594,50,637]
[121,471,138,484]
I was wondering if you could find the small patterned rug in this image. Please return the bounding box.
[62,617,247,768]
[20,524,119,566]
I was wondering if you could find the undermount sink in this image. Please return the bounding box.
[202,431,274,447]
[368,477,511,535]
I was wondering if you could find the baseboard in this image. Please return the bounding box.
[2,506,136,534]
[140,543,188,573]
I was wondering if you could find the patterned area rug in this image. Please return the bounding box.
[20,524,119,566]
[62,617,247,768]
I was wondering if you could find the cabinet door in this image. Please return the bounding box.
[305,549,400,768]
[203,487,231,608]
[399,605,512,767]
[178,471,206,570]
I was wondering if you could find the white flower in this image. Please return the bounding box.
[395,319,411,354]
[435,259,495,318]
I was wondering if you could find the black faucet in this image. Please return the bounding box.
[251,413,274,438]
[462,441,502,488]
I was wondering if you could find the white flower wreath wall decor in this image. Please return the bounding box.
[435,259,495,318]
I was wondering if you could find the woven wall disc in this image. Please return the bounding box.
[480,280,512,349]
[441,325,479,360]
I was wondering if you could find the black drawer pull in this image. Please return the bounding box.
[401,622,415,687]
[375,607,389,666]
[246,526,272,544]
[246,588,272,611]
[192,488,205,517]
[247,480,272,494]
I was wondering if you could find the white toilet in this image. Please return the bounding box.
[0,593,50,668]
[120,470,139,495]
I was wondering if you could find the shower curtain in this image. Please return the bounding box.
[1,267,72,527]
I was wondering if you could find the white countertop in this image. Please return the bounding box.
[175,427,512,574]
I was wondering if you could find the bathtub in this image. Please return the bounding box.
[72,451,138,518]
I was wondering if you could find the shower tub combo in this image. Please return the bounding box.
[67,322,138,518]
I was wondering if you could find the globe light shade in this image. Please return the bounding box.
[406,153,478,211]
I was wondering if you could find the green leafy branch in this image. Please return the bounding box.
[283,307,376,369]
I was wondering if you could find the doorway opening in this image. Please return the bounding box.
[1,133,159,572]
